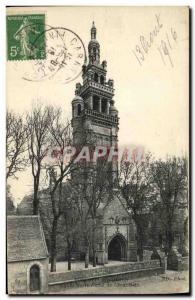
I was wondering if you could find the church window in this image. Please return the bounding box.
[102,99,107,113]
[93,95,99,111]
[100,75,104,84]
[105,137,109,146]
[94,73,99,83]
[30,265,40,292]
[77,104,82,116]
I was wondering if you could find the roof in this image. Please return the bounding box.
[72,94,83,102]
[7,216,49,262]
[97,189,131,219]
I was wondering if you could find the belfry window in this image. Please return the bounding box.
[100,75,104,84]
[102,99,107,113]
[93,95,99,111]
[77,104,82,116]
[94,73,99,83]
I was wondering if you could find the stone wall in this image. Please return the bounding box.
[180,257,189,271]
[7,258,49,295]
[48,260,164,292]
[49,260,161,283]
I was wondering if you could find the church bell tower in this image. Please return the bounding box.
[71,22,119,183]
[71,23,137,264]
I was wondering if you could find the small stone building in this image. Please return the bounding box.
[7,216,49,294]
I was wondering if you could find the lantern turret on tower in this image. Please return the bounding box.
[88,21,100,65]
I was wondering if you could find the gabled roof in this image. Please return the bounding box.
[97,189,130,216]
[7,216,49,262]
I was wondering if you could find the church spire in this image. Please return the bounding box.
[91,21,96,39]
[88,21,100,65]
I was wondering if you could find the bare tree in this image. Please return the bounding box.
[119,152,155,261]
[150,156,188,254]
[45,108,78,272]
[69,128,97,268]
[6,111,27,179]
[70,168,92,268]
[26,104,51,215]
[6,184,16,215]
[90,160,112,267]
[75,158,112,267]
[62,190,80,271]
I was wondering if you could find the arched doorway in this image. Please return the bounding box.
[30,265,40,292]
[108,234,127,261]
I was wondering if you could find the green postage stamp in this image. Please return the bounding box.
[7,14,45,61]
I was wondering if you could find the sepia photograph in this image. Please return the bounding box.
[6,5,189,295]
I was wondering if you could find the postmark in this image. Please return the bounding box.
[7,21,86,83]
[7,14,45,61]
[20,26,66,81]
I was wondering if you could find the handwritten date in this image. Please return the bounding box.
[132,13,178,68]
[157,28,177,67]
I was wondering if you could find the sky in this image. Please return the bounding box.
[6,6,189,204]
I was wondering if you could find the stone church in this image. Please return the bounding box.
[16,23,188,267]
[17,23,138,265]
[71,22,137,264]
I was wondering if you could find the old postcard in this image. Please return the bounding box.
[6,6,189,295]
